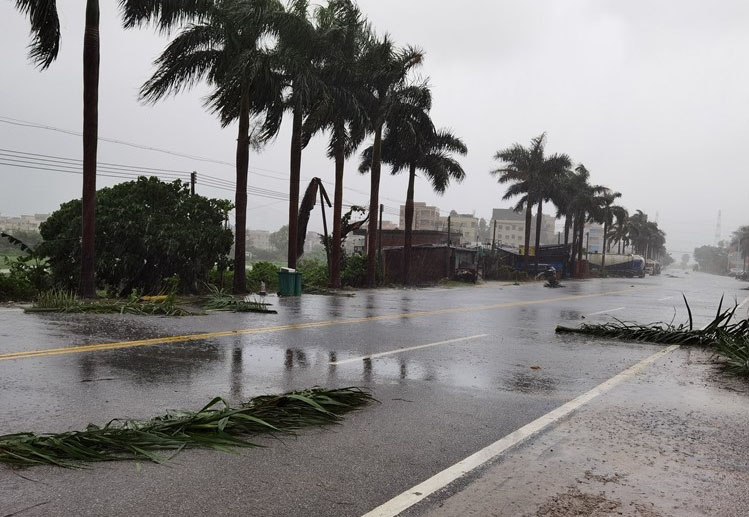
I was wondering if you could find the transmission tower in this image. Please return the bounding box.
[715,210,722,245]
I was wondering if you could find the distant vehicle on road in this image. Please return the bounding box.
[644,259,661,276]
[588,253,646,278]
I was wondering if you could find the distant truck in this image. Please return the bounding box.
[644,259,661,276]
[588,253,646,277]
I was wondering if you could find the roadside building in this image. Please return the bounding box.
[0,213,49,232]
[381,220,398,230]
[489,208,556,247]
[438,213,479,244]
[399,202,441,231]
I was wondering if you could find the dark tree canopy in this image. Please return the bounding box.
[38,177,233,295]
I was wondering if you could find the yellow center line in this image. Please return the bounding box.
[0,287,646,362]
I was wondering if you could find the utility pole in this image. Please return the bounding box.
[585,231,590,261]
[492,220,497,250]
[377,204,383,280]
[447,216,452,246]
[557,232,560,245]
[190,171,196,195]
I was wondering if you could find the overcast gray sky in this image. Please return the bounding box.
[1,0,747,255]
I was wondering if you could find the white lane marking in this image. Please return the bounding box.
[658,296,674,301]
[329,334,488,365]
[361,344,680,517]
[586,307,625,317]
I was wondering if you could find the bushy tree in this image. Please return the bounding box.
[38,177,233,295]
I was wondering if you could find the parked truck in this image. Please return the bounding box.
[588,253,646,277]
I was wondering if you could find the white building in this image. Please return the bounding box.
[0,214,49,232]
[399,202,441,231]
[489,208,556,248]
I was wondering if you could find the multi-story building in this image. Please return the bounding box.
[489,208,556,248]
[246,229,272,251]
[0,214,49,232]
[399,202,441,231]
[438,213,478,245]
[381,220,398,230]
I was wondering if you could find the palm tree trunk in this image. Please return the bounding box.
[523,200,532,271]
[79,0,100,298]
[232,93,250,294]
[570,215,578,277]
[287,104,302,269]
[365,124,383,287]
[617,238,621,255]
[601,219,608,275]
[534,200,543,272]
[329,135,344,289]
[403,163,416,285]
[562,216,571,278]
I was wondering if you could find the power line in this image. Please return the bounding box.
[0,114,416,207]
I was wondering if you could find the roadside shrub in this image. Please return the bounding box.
[341,253,381,287]
[247,261,280,292]
[0,273,35,301]
[297,258,328,289]
[38,177,233,296]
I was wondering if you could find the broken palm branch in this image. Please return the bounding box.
[555,296,749,377]
[556,295,748,346]
[0,387,374,467]
[202,285,276,313]
[296,178,331,262]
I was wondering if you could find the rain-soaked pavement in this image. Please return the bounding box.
[1,271,747,516]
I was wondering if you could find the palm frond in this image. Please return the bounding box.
[14,0,60,69]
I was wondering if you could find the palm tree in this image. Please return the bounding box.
[272,0,325,269]
[360,87,467,284]
[303,0,369,288]
[13,0,98,296]
[597,190,622,273]
[139,0,284,294]
[563,165,607,276]
[606,207,630,254]
[531,147,571,272]
[360,37,424,287]
[490,134,547,271]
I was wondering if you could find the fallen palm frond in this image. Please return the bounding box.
[202,285,276,313]
[26,289,194,316]
[0,387,374,468]
[713,332,749,377]
[556,295,748,346]
[555,296,749,377]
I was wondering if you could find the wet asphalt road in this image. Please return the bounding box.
[1,272,747,516]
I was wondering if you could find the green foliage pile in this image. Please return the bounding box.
[246,261,280,292]
[202,286,276,313]
[38,177,233,296]
[0,387,374,467]
[27,289,193,316]
[0,233,51,301]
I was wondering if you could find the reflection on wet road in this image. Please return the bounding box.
[0,272,747,517]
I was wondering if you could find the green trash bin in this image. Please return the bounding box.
[278,270,303,296]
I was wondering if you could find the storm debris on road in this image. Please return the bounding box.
[0,388,374,468]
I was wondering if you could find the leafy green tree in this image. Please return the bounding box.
[270,225,289,256]
[38,177,233,295]
[693,245,728,275]
[139,0,284,294]
[731,225,749,272]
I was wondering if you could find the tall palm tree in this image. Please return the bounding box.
[139,0,284,294]
[732,225,749,272]
[490,134,547,271]
[531,146,571,272]
[303,0,368,288]
[14,0,98,297]
[596,190,621,273]
[606,207,630,254]
[359,37,424,287]
[272,0,325,269]
[360,87,467,284]
[564,164,607,276]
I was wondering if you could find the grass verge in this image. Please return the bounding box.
[24,289,194,316]
[202,285,277,313]
[0,387,374,468]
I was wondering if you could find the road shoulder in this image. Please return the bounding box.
[416,347,749,517]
